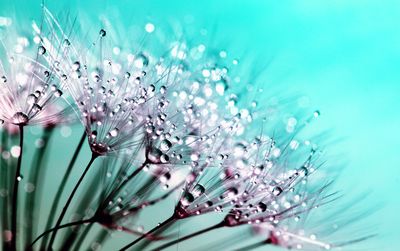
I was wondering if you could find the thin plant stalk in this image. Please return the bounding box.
[90,228,109,250]
[10,125,24,251]
[29,218,94,248]
[68,222,94,251]
[151,222,224,251]
[59,225,83,251]
[47,153,98,250]
[41,131,86,249]
[119,215,176,251]
[1,129,9,250]
[99,161,148,210]
[60,158,106,250]
[24,127,54,249]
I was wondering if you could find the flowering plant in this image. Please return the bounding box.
[0,5,374,251]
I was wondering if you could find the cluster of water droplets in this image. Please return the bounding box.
[0,29,66,127]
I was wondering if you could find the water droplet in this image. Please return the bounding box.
[54,89,63,97]
[159,172,171,183]
[134,53,149,68]
[215,81,227,96]
[27,94,38,105]
[145,23,155,33]
[233,143,246,157]
[25,183,35,193]
[160,86,167,94]
[298,166,308,177]
[254,165,264,175]
[148,84,156,93]
[146,125,155,134]
[257,202,267,212]
[72,61,81,71]
[17,175,23,182]
[3,230,12,242]
[12,112,28,125]
[192,184,205,197]
[314,110,320,118]
[99,29,106,37]
[160,139,172,151]
[160,154,169,163]
[92,74,101,83]
[32,104,42,113]
[109,128,119,138]
[90,131,98,140]
[272,186,283,196]
[147,147,162,163]
[38,46,46,55]
[226,187,238,198]
[180,192,194,206]
[63,39,71,47]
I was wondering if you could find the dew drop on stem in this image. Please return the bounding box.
[180,192,194,206]
[160,139,172,151]
[272,186,283,196]
[38,46,46,55]
[27,94,38,105]
[257,202,267,212]
[192,184,205,197]
[99,29,106,37]
[108,128,119,138]
[12,112,28,125]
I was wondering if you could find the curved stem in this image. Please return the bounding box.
[119,215,175,251]
[41,130,86,249]
[47,153,98,250]
[10,125,24,251]
[152,222,224,251]
[29,218,94,248]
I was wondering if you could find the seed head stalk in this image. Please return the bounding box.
[65,222,94,250]
[41,130,86,250]
[24,127,54,250]
[47,152,98,250]
[1,129,10,250]
[29,218,94,248]
[98,161,148,211]
[10,125,24,251]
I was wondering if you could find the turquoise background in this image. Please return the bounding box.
[1,0,399,250]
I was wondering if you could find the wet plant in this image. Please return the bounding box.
[0,4,375,251]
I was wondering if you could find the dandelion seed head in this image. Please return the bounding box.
[0,26,69,127]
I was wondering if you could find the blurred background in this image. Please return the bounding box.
[0,0,399,250]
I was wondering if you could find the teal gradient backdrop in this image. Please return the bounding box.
[0,1,399,250]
